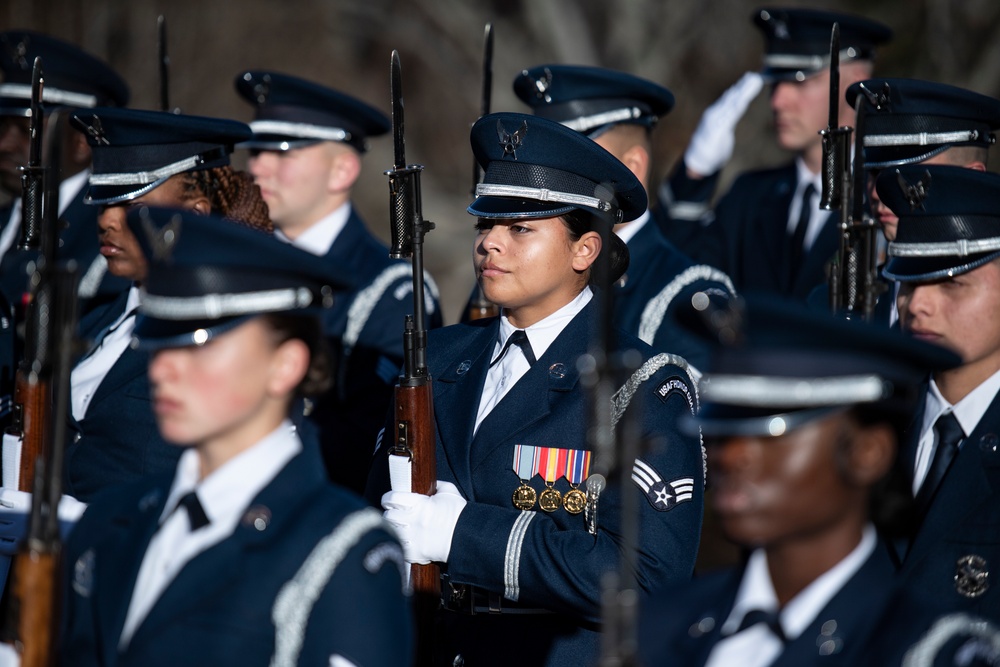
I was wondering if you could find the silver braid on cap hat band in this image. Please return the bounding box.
[763,48,859,71]
[889,236,1000,258]
[475,183,614,213]
[89,155,206,186]
[249,120,350,143]
[560,107,643,133]
[0,83,98,108]
[699,374,891,407]
[864,130,982,147]
[139,287,315,320]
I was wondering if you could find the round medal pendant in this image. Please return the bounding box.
[512,483,537,510]
[539,487,563,512]
[563,488,586,514]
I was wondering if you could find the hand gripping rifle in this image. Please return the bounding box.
[385,49,438,665]
[466,23,500,322]
[5,57,61,493]
[822,23,885,320]
[9,265,78,667]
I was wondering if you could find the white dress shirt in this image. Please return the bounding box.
[912,369,1000,494]
[70,286,140,420]
[119,420,302,648]
[474,287,592,435]
[615,209,649,245]
[705,525,876,667]
[274,201,350,256]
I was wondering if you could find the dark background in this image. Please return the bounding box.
[6,0,1000,323]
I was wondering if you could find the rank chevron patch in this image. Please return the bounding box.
[631,459,694,512]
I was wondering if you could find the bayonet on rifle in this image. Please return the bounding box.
[158,15,170,113]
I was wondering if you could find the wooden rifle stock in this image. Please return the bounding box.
[10,266,79,666]
[11,375,50,492]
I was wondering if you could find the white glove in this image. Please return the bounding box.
[0,488,87,555]
[382,481,467,565]
[684,71,765,176]
[0,642,18,667]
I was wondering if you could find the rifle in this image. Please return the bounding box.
[467,23,500,322]
[9,265,78,667]
[384,50,439,660]
[579,214,641,667]
[5,57,60,493]
[158,15,170,113]
[822,23,884,320]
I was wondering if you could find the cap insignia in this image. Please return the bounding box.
[497,119,528,160]
[76,114,110,146]
[0,35,29,70]
[141,210,182,262]
[896,169,932,211]
[858,81,891,112]
[759,10,790,40]
[253,73,271,105]
[531,67,553,103]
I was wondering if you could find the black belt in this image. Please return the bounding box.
[441,581,554,616]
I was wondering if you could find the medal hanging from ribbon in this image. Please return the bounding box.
[512,443,539,510]
[537,446,565,512]
[563,448,591,514]
[511,445,591,514]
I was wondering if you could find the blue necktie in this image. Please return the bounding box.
[174,491,210,531]
[490,330,536,367]
[732,608,787,644]
[914,412,964,515]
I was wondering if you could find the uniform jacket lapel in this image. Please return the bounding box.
[468,309,586,466]
[904,395,1000,570]
[91,482,170,665]
[754,168,796,290]
[125,447,327,655]
[793,210,837,299]
[432,321,495,498]
[770,546,896,667]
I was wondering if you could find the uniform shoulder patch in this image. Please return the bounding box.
[631,459,695,512]
[656,375,695,412]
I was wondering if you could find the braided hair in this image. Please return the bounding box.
[179,166,272,232]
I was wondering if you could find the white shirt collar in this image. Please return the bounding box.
[161,420,302,526]
[616,209,650,246]
[275,201,351,256]
[723,525,877,640]
[925,368,1000,440]
[498,286,593,362]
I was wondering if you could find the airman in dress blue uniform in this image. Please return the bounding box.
[846,78,1000,326]
[61,107,264,502]
[663,8,892,301]
[235,71,442,494]
[500,64,736,375]
[878,165,1000,621]
[59,207,411,667]
[0,31,131,317]
[370,111,704,666]
[638,294,962,667]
